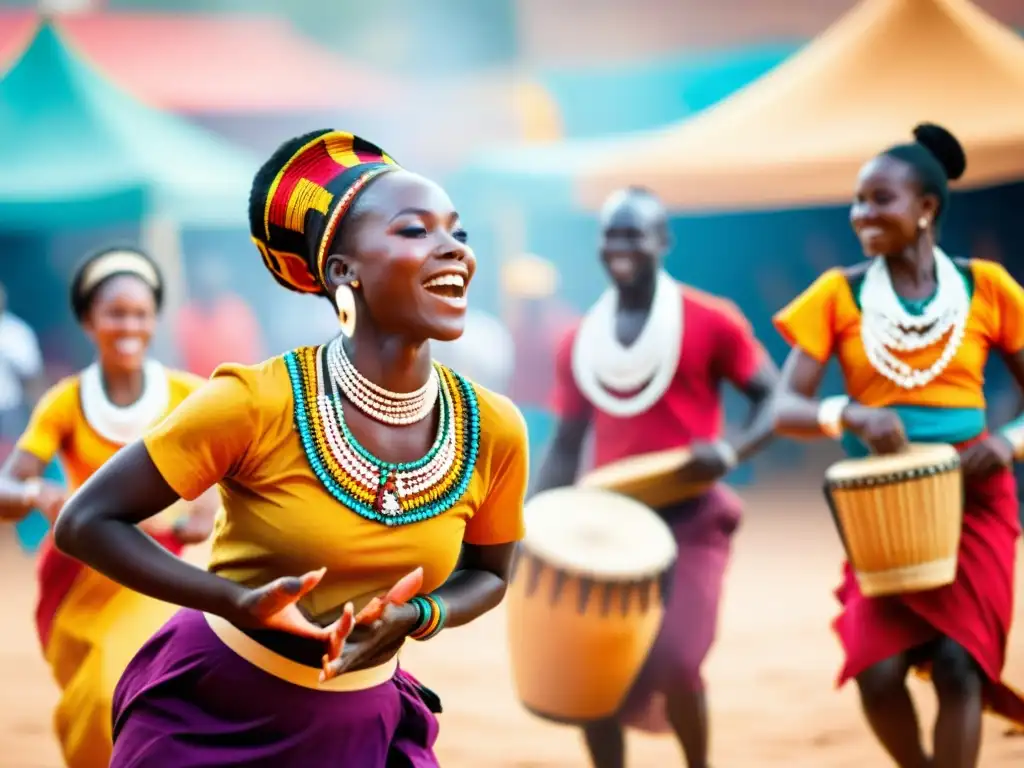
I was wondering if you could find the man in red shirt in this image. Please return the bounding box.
[533,187,777,768]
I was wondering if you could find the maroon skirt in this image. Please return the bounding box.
[618,484,742,732]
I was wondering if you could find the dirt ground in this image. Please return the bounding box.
[3,487,1024,767]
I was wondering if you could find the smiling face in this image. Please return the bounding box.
[598,189,667,290]
[850,155,938,258]
[80,274,157,373]
[324,170,476,343]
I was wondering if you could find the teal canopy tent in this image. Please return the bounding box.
[0,19,257,230]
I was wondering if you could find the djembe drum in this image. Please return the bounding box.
[578,447,711,509]
[824,443,963,597]
[507,487,677,723]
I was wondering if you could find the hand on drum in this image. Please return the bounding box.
[960,434,1014,479]
[677,441,732,484]
[844,406,908,454]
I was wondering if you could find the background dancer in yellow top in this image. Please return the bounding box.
[0,247,218,768]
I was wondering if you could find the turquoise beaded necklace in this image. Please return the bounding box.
[284,345,482,526]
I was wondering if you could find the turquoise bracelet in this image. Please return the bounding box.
[408,594,448,641]
[408,596,432,636]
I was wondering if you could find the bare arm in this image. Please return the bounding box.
[993,350,1024,457]
[772,348,882,440]
[530,414,591,495]
[727,359,779,462]
[1000,349,1024,412]
[432,541,515,628]
[0,450,56,521]
[53,442,248,619]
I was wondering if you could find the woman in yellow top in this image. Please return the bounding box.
[0,246,217,768]
[772,123,1024,768]
[55,130,529,767]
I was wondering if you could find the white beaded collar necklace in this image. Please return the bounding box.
[79,359,170,445]
[571,269,683,417]
[859,246,969,390]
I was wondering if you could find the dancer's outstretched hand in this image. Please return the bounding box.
[230,568,333,641]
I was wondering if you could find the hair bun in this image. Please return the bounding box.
[912,123,966,181]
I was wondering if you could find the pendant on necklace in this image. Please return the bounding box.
[374,471,401,515]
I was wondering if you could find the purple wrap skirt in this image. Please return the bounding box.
[110,608,440,767]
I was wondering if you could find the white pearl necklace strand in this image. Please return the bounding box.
[571,270,684,417]
[316,348,456,513]
[859,247,969,390]
[327,338,439,426]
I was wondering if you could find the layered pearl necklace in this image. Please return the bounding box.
[860,247,969,390]
[320,344,455,516]
[571,270,683,417]
[284,342,481,525]
[326,338,439,426]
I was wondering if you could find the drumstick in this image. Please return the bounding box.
[353,567,424,624]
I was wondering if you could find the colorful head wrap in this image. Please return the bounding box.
[70,246,163,321]
[248,130,399,296]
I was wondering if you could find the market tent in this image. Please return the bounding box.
[576,0,1024,211]
[0,19,256,229]
[0,10,396,114]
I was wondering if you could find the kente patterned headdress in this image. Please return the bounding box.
[248,130,399,296]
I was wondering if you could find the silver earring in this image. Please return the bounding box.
[336,283,357,338]
[918,216,930,230]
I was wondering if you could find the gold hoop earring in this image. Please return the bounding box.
[336,284,357,338]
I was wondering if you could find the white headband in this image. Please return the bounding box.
[80,251,160,297]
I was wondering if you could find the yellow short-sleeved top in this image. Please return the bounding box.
[142,349,529,618]
[16,368,203,491]
[773,259,1024,410]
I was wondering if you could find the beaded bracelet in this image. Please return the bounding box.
[999,414,1024,460]
[408,595,447,641]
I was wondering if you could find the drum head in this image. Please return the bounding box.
[577,448,710,507]
[826,442,958,482]
[523,488,677,580]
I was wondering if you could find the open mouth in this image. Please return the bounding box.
[422,273,467,300]
[604,253,639,280]
[113,337,145,356]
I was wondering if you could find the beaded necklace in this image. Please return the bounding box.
[284,345,481,526]
[327,339,439,426]
[860,247,969,390]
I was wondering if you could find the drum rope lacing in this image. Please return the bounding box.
[860,247,969,390]
[571,270,683,417]
[826,455,961,490]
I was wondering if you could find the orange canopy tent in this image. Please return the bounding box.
[576,0,1024,212]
